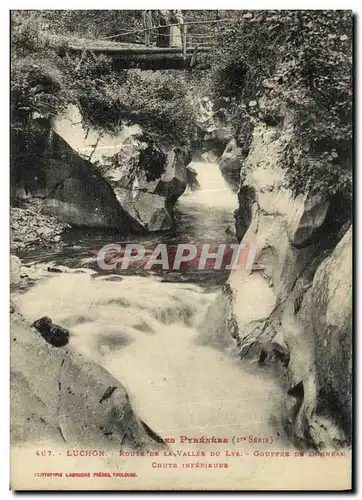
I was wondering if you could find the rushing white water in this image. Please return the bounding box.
[182,162,237,209]
[14,162,292,456]
[174,162,238,244]
[14,272,289,448]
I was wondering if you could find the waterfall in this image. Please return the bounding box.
[14,272,290,452]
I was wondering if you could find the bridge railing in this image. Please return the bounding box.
[96,18,235,57]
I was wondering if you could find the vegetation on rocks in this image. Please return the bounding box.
[11,11,197,150]
[11,10,353,200]
[11,10,145,43]
[62,57,196,146]
[211,10,352,200]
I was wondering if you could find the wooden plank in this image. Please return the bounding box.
[67,44,212,55]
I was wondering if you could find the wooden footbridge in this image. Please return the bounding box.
[60,18,234,70]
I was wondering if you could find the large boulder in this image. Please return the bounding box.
[52,105,191,232]
[219,139,242,193]
[10,255,21,286]
[11,120,138,230]
[111,145,190,232]
[11,311,165,449]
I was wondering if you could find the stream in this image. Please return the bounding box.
[14,162,292,459]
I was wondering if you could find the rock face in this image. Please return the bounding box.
[52,105,192,232]
[207,121,352,449]
[219,139,242,193]
[100,129,191,232]
[302,228,352,441]
[11,121,138,230]
[10,255,21,286]
[193,97,232,158]
[11,310,165,449]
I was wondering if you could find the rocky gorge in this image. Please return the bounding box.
[10,100,352,456]
[206,118,352,449]
[10,12,352,486]
[10,94,240,457]
[10,94,229,247]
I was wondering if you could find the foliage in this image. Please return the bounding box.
[18,10,144,41]
[11,12,52,58]
[11,10,198,149]
[15,10,219,43]
[11,11,69,132]
[211,10,353,199]
[11,58,68,127]
[40,9,219,40]
[10,56,70,183]
[60,53,197,146]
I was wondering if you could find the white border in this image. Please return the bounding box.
[1,3,359,498]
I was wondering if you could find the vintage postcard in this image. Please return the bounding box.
[10,9,352,490]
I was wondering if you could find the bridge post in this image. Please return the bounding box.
[182,23,187,63]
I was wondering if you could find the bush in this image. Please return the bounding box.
[62,59,197,147]
[211,10,353,199]
[35,10,144,41]
[115,71,197,146]
[11,12,51,58]
[11,58,68,127]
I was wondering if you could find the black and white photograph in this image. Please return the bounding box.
[8,8,353,490]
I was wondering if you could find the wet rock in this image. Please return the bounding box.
[154,148,189,200]
[117,191,173,232]
[10,255,21,286]
[186,165,200,191]
[110,145,190,232]
[32,316,69,347]
[11,313,166,449]
[11,123,137,230]
[103,275,123,282]
[161,272,183,283]
[47,266,63,273]
[219,139,242,193]
[207,121,351,448]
